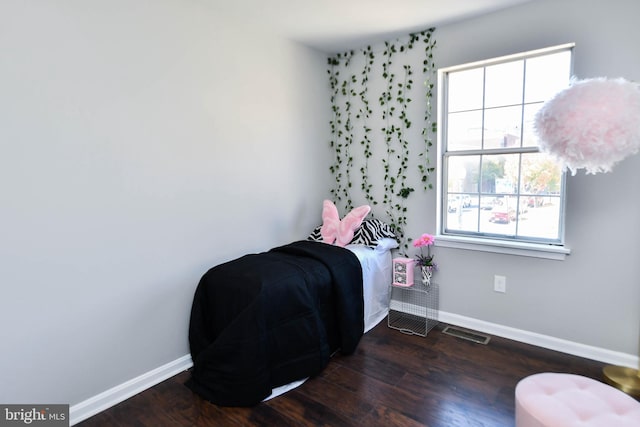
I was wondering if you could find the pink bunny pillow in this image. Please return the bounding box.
[320,200,371,247]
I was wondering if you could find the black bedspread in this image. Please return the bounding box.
[187,240,364,406]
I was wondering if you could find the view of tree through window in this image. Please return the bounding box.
[440,45,573,244]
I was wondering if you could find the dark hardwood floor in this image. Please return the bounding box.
[78,322,607,426]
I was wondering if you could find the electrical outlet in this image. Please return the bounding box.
[494,275,506,293]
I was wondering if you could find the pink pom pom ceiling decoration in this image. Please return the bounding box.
[534,77,640,175]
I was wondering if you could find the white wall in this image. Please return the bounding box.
[0,0,331,405]
[420,0,640,358]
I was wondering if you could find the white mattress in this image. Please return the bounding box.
[265,244,393,400]
[345,244,393,333]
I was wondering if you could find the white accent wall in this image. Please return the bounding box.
[0,0,331,406]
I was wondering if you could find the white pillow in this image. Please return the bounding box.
[375,237,399,252]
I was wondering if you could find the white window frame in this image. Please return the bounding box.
[435,44,574,260]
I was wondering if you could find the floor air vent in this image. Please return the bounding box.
[442,326,491,345]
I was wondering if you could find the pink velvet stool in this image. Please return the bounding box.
[515,373,640,427]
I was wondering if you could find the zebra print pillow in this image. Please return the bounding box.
[308,218,397,249]
[351,219,397,247]
[307,226,323,242]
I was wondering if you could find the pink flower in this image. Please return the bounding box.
[413,233,436,268]
[413,233,435,248]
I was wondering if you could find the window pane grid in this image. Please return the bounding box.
[440,44,572,246]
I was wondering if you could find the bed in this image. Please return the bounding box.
[186,216,396,407]
[261,239,394,401]
[349,240,395,333]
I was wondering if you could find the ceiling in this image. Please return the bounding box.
[227,0,537,52]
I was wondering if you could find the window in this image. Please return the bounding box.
[437,44,573,254]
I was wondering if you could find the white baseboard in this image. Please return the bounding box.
[438,311,639,370]
[69,313,638,425]
[69,355,193,426]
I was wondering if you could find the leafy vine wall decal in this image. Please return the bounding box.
[327,28,437,252]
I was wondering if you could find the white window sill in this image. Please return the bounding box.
[435,235,570,261]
